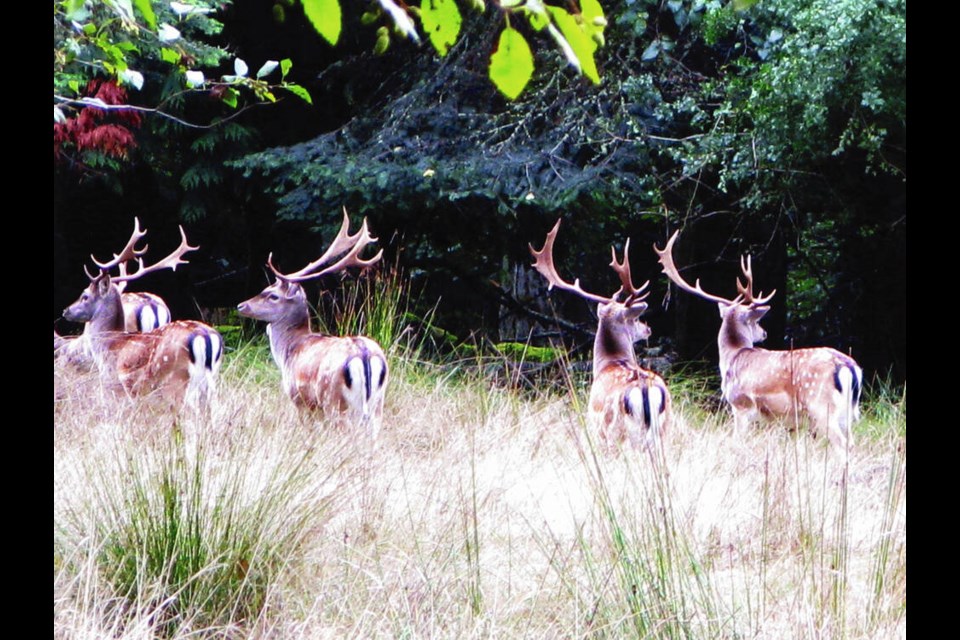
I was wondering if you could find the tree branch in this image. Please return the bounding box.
[54,95,262,129]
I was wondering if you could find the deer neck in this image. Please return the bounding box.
[80,289,126,373]
[88,290,126,335]
[264,309,316,370]
[593,318,638,377]
[717,315,755,380]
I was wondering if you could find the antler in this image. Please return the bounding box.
[609,238,650,305]
[271,210,383,283]
[654,231,740,306]
[736,254,776,305]
[89,217,149,272]
[529,220,612,305]
[110,225,198,284]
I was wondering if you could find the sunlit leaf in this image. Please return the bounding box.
[185,70,205,87]
[132,0,156,30]
[581,0,605,28]
[221,87,238,108]
[280,58,293,79]
[160,47,179,64]
[257,60,279,78]
[302,0,342,46]
[158,23,181,42]
[641,39,660,61]
[111,0,136,25]
[64,0,86,20]
[489,27,534,100]
[421,0,461,57]
[547,6,600,83]
[119,68,144,90]
[283,83,313,105]
[580,0,606,48]
[523,0,549,31]
[234,58,248,77]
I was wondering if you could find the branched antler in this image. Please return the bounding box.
[270,208,382,283]
[654,230,776,307]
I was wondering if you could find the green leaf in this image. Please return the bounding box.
[63,0,86,20]
[221,87,239,109]
[280,58,293,79]
[547,6,600,83]
[420,0,462,57]
[283,83,313,105]
[489,27,534,100]
[732,0,759,10]
[641,40,660,61]
[524,4,549,31]
[160,47,180,64]
[302,0,342,46]
[580,0,606,46]
[133,0,157,30]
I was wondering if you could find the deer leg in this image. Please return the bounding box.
[731,402,758,434]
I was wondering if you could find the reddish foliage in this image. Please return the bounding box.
[54,80,143,165]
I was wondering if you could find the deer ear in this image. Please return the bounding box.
[749,305,770,321]
[625,302,648,319]
[97,273,112,296]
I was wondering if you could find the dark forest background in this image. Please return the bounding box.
[53,0,905,383]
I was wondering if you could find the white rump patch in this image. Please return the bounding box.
[369,356,386,390]
[184,332,222,411]
[156,305,171,328]
[344,356,369,417]
[139,306,158,332]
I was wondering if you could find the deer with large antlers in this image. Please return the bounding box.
[61,223,222,411]
[55,218,187,366]
[530,220,671,452]
[654,231,862,463]
[237,211,388,436]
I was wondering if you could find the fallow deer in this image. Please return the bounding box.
[654,231,862,463]
[530,219,671,452]
[237,211,388,436]
[55,218,190,366]
[61,229,222,411]
[87,217,186,331]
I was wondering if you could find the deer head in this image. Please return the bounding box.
[654,230,776,354]
[238,209,383,328]
[530,219,652,373]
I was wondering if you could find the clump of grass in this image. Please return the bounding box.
[319,263,413,355]
[55,400,349,637]
[857,375,907,442]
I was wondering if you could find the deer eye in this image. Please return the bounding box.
[268,293,280,302]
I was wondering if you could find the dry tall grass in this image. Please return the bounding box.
[54,343,906,639]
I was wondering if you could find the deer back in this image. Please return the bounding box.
[723,346,861,425]
[109,320,223,410]
[279,334,388,428]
